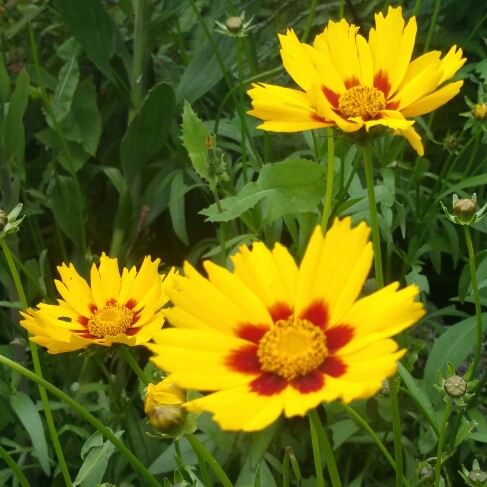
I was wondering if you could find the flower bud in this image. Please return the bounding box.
[468,469,487,483]
[454,195,477,224]
[472,102,487,121]
[226,16,243,34]
[419,465,434,483]
[144,380,187,434]
[0,210,7,230]
[444,374,467,398]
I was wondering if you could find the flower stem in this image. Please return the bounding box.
[309,411,325,487]
[119,346,150,386]
[0,443,30,487]
[434,402,452,487]
[362,144,384,289]
[0,353,162,487]
[464,225,483,381]
[186,434,234,487]
[236,37,248,184]
[362,146,403,486]
[321,128,335,233]
[0,238,73,486]
[309,409,342,487]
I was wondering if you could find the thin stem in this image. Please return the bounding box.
[131,0,149,116]
[412,0,422,16]
[0,238,73,486]
[389,377,404,487]
[464,225,483,381]
[309,411,325,487]
[236,37,248,184]
[186,434,234,487]
[282,449,290,487]
[321,129,335,232]
[434,403,452,487]
[0,443,30,487]
[362,144,384,289]
[119,346,150,386]
[301,0,318,43]
[309,409,342,487]
[0,353,162,487]
[423,0,441,52]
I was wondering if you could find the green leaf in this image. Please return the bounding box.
[169,169,190,246]
[176,36,236,103]
[51,0,129,95]
[200,159,325,223]
[0,54,10,108]
[120,83,175,184]
[46,174,85,245]
[52,39,80,121]
[181,101,211,184]
[423,312,487,392]
[9,391,51,476]
[5,4,46,39]
[3,69,29,169]
[73,430,123,487]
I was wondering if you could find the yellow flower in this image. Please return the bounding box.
[20,254,175,353]
[146,218,425,432]
[248,6,465,156]
[144,379,187,433]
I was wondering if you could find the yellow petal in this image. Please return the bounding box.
[400,126,424,155]
[55,263,93,317]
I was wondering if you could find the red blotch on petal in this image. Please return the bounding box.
[374,70,391,98]
[291,370,324,393]
[88,303,97,314]
[299,300,329,329]
[344,77,360,89]
[386,100,399,110]
[106,298,116,305]
[226,345,262,374]
[311,113,327,123]
[250,372,288,396]
[78,315,89,326]
[325,325,354,352]
[320,356,347,378]
[126,327,141,336]
[322,86,339,108]
[269,302,293,322]
[236,324,268,343]
[125,298,137,310]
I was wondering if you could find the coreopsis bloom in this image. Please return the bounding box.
[20,254,174,354]
[147,218,425,431]
[248,6,466,156]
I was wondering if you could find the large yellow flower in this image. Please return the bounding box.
[248,6,465,156]
[20,254,174,353]
[147,218,425,431]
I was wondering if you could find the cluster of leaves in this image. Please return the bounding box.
[1,0,487,485]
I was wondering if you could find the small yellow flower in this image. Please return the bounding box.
[472,102,487,120]
[248,6,466,156]
[20,254,175,353]
[147,218,425,432]
[144,379,187,433]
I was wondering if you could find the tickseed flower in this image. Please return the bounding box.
[248,6,465,156]
[147,218,425,431]
[20,254,175,354]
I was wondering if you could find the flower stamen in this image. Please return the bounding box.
[257,318,328,381]
[88,303,135,338]
[338,85,386,120]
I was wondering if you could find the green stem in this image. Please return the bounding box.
[119,346,150,386]
[309,411,325,487]
[434,402,452,487]
[186,434,234,487]
[464,225,483,381]
[309,409,342,487]
[389,377,404,487]
[0,353,162,487]
[0,239,73,486]
[0,443,30,487]
[423,0,441,52]
[362,144,384,289]
[236,37,248,184]
[282,449,290,487]
[301,0,318,43]
[321,128,335,232]
[130,0,149,116]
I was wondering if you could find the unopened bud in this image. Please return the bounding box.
[468,469,487,483]
[444,374,467,398]
[454,196,477,224]
[144,380,187,434]
[226,16,243,34]
[419,465,434,482]
[0,210,7,230]
[472,103,487,121]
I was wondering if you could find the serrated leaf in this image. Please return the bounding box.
[120,82,175,183]
[73,431,123,487]
[9,391,51,476]
[181,101,210,184]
